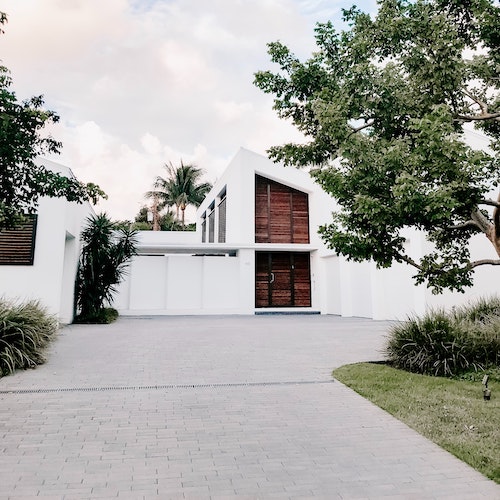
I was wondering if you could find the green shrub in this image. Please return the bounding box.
[386,297,500,377]
[73,307,119,324]
[0,299,59,377]
[452,296,500,324]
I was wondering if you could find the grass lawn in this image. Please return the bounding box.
[333,362,500,483]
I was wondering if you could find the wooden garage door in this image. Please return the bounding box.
[255,252,311,308]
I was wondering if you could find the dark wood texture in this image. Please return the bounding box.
[255,251,311,308]
[0,215,38,265]
[255,252,271,308]
[255,175,309,244]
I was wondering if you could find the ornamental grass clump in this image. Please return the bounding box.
[0,299,58,377]
[385,297,500,377]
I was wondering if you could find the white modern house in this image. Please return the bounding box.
[1,150,496,323]
[114,148,499,320]
[0,159,93,324]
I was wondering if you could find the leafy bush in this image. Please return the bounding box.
[0,299,58,377]
[386,297,500,377]
[73,307,118,324]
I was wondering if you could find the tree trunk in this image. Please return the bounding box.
[152,196,160,231]
[472,191,500,258]
[491,191,500,257]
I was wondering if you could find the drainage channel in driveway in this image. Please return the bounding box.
[0,379,334,394]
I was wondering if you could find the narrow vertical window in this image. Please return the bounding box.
[218,188,226,243]
[208,202,215,243]
[201,212,207,243]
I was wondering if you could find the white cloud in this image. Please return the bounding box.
[0,0,378,221]
[213,100,253,123]
[140,133,162,155]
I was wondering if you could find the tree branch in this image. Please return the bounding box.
[463,90,489,115]
[469,259,500,269]
[455,112,500,122]
[480,199,500,208]
[396,252,422,270]
[348,120,374,135]
[446,220,481,231]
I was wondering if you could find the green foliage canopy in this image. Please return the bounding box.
[0,12,105,230]
[254,0,500,292]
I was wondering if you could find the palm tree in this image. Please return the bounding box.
[146,161,212,227]
[75,213,138,320]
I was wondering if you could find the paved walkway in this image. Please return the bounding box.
[0,315,498,499]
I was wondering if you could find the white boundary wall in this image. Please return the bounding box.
[115,249,255,316]
[320,228,500,321]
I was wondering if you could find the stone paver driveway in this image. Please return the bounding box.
[0,315,498,499]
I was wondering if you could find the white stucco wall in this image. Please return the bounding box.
[115,148,499,320]
[115,250,254,316]
[0,159,93,324]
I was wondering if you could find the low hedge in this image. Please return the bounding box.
[385,296,500,377]
[0,299,59,377]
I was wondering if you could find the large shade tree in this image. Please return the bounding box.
[0,13,104,230]
[146,161,212,227]
[254,0,500,293]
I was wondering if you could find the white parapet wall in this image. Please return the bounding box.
[114,235,256,316]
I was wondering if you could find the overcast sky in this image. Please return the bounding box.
[0,0,384,221]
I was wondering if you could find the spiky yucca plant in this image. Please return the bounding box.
[0,299,58,377]
[75,213,137,322]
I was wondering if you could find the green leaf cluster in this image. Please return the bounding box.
[0,13,105,230]
[255,0,500,292]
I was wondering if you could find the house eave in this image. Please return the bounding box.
[137,242,317,256]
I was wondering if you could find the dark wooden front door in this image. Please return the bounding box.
[255,252,311,308]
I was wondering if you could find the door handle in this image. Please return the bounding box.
[270,272,275,284]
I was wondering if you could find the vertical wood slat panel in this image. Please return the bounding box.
[0,215,38,265]
[255,252,270,307]
[255,175,309,244]
[291,191,309,244]
[255,177,269,243]
[269,183,292,244]
[270,253,292,306]
[292,253,311,306]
